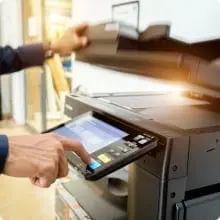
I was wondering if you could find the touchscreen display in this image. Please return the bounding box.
[53,114,128,153]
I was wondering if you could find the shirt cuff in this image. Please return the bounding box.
[0,135,9,173]
[17,43,45,67]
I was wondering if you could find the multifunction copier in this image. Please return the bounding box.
[54,22,220,220]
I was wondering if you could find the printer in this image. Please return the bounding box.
[54,22,220,220]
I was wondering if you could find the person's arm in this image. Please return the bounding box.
[0,44,45,74]
[0,24,90,188]
[0,23,88,74]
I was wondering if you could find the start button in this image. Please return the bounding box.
[89,160,101,170]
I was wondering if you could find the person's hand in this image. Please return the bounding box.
[3,133,90,188]
[51,23,89,56]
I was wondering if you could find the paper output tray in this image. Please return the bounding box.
[75,23,220,99]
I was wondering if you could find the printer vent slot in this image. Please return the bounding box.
[206,148,215,153]
[185,182,220,200]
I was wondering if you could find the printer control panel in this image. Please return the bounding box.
[86,133,157,180]
[47,111,158,181]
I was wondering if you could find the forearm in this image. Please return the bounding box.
[0,135,9,173]
[0,43,45,74]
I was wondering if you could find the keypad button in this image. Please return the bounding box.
[98,154,111,163]
[125,141,137,148]
[134,135,144,141]
[132,142,138,147]
[129,142,138,149]
[109,149,115,153]
[138,139,149,145]
[122,148,129,153]
[145,134,154,139]
[115,152,121,157]
[118,146,124,150]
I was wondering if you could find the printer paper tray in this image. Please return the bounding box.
[175,192,220,220]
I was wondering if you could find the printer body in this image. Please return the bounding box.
[54,22,220,220]
[60,92,220,220]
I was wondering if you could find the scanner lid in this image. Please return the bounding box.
[75,21,220,100]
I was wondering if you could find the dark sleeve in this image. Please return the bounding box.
[0,135,9,173]
[0,43,45,74]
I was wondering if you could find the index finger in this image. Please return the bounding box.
[61,138,91,165]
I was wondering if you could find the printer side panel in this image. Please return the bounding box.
[128,140,168,220]
[187,132,220,191]
[128,163,160,220]
[128,136,190,220]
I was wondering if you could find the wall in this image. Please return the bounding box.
[71,0,220,94]
[138,0,220,42]
[1,0,25,124]
[73,0,220,40]
[72,0,112,25]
